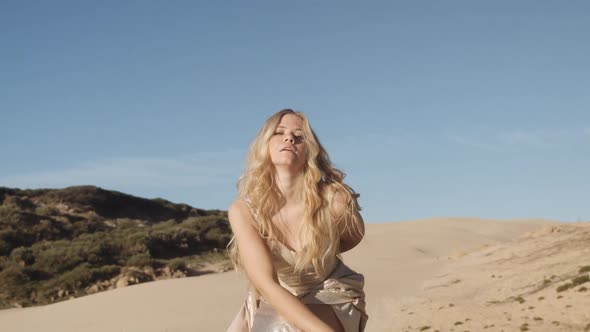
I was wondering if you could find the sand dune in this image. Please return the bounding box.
[2,217,585,332]
[387,221,590,332]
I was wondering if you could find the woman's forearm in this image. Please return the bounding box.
[259,282,334,332]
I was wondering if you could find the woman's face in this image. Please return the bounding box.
[268,114,308,172]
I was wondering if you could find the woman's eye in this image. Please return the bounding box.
[273,131,303,141]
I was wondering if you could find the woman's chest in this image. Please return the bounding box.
[270,205,305,251]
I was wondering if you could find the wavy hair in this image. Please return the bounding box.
[227,109,363,277]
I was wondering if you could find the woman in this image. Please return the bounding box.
[226,109,368,332]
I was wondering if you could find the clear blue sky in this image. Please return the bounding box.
[1,1,589,223]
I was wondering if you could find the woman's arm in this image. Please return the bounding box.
[228,200,335,332]
[332,190,365,253]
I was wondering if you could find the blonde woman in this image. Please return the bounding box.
[226,109,367,332]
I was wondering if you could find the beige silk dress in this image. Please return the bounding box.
[230,199,368,332]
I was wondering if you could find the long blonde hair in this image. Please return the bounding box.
[227,109,363,276]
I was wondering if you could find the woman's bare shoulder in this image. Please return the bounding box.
[229,198,245,211]
[228,199,257,227]
[329,186,351,216]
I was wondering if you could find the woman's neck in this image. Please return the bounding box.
[275,170,303,204]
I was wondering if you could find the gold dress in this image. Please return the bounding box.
[230,200,368,332]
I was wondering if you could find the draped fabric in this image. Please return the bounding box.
[246,258,368,332]
[227,199,368,332]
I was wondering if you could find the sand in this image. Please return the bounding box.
[2,217,588,332]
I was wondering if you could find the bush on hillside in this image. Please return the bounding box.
[0,213,231,309]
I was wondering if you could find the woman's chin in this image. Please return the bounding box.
[272,156,298,164]
[272,162,304,172]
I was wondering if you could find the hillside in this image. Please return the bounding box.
[0,185,232,309]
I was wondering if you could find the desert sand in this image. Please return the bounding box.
[2,217,589,332]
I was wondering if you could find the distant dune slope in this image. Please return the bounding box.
[386,222,590,332]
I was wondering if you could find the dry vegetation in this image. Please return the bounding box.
[0,185,232,309]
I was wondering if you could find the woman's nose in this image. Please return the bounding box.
[284,135,294,143]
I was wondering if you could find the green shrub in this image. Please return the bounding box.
[70,218,107,237]
[0,228,27,256]
[557,274,590,292]
[90,265,120,281]
[0,263,34,303]
[31,240,84,275]
[35,205,57,216]
[55,262,94,290]
[203,227,232,247]
[126,253,153,268]
[0,205,21,224]
[147,227,200,257]
[9,246,35,265]
[572,274,589,286]
[116,218,140,229]
[0,262,30,287]
[514,296,525,303]
[41,263,118,293]
[168,258,188,272]
[30,219,66,241]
